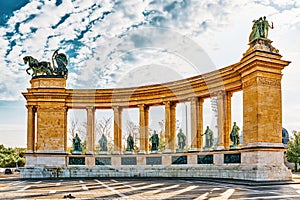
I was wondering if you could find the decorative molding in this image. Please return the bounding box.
[242,78,257,89]
[257,77,281,88]
[37,106,67,112]
[243,39,279,56]
[243,77,281,89]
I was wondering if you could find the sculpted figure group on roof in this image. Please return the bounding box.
[249,16,273,42]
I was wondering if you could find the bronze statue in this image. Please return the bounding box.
[249,16,273,42]
[126,134,134,151]
[230,122,240,147]
[24,49,68,78]
[262,16,273,38]
[99,134,108,151]
[52,49,68,77]
[202,126,213,148]
[72,133,82,154]
[150,130,159,151]
[177,129,186,150]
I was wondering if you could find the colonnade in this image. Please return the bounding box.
[26,91,235,154]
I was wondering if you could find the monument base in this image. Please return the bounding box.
[21,149,292,181]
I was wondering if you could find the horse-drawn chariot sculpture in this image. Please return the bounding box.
[24,49,68,78]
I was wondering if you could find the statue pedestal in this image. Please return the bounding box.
[72,151,82,155]
[30,76,66,88]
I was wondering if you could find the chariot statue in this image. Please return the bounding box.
[24,49,68,78]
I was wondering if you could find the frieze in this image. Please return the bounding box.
[257,77,281,88]
[242,78,257,89]
[37,106,67,112]
[243,77,281,89]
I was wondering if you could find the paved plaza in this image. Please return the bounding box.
[1,177,300,200]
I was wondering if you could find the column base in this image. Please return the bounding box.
[85,151,95,155]
[112,151,121,155]
[188,148,200,152]
[216,146,225,150]
[163,149,173,154]
[138,150,147,154]
[98,151,108,155]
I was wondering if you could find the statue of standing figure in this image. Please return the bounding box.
[249,16,273,42]
[150,130,159,151]
[230,122,240,147]
[202,126,213,148]
[99,134,108,152]
[126,134,134,151]
[177,129,186,150]
[72,133,82,154]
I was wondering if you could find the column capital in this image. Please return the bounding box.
[86,106,95,111]
[26,105,37,112]
[138,104,149,109]
[211,90,226,97]
[163,101,176,107]
[112,106,122,112]
[217,90,226,96]
[188,96,198,102]
[226,91,233,98]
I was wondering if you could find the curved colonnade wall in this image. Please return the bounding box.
[22,39,292,181]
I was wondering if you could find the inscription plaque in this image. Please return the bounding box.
[146,157,162,165]
[198,155,214,164]
[95,157,112,165]
[224,153,241,163]
[172,156,187,164]
[69,157,85,165]
[121,157,137,165]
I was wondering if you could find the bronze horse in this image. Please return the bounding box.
[23,56,52,77]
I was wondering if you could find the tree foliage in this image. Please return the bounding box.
[286,131,300,172]
[0,144,26,168]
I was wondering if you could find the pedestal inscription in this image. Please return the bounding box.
[95,157,112,165]
[146,157,162,165]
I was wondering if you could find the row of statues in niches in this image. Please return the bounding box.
[72,122,241,154]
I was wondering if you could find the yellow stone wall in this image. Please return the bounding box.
[36,106,67,152]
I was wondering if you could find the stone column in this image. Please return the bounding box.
[224,92,232,149]
[164,101,176,152]
[86,106,95,154]
[139,104,149,154]
[217,91,225,149]
[64,107,68,153]
[26,105,36,153]
[113,106,122,154]
[190,97,202,151]
[197,98,204,149]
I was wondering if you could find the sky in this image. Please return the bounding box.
[0,0,300,147]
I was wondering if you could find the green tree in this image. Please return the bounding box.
[0,144,26,168]
[286,131,300,172]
